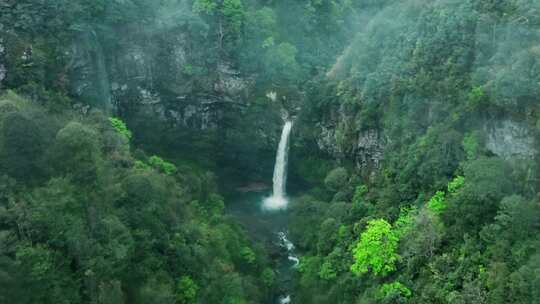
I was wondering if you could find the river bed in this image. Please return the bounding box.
[225,191,298,304]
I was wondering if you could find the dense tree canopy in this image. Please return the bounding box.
[0,0,539,303]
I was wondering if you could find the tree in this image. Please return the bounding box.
[221,0,244,35]
[445,158,513,232]
[0,112,46,181]
[491,195,539,241]
[378,281,412,299]
[193,0,218,14]
[324,167,348,192]
[351,219,399,276]
[319,260,337,280]
[400,208,444,267]
[193,0,246,52]
[148,155,177,175]
[53,121,101,183]
[176,276,198,304]
[263,43,302,84]
[352,184,368,204]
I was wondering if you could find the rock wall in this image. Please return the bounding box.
[0,39,5,88]
[314,102,387,174]
[485,119,536,159]
[68,22,252,131]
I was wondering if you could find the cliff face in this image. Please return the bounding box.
[63,17,286,180]
[0,39,5,88]
[68,24,252,131]
[315,116,386,173]
[485,119,536,159]
[1,14,283,180]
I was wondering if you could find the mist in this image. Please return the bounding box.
[0,0,539,303]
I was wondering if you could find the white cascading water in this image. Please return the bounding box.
[278,232,300,268]
[279,295,291,304]
[263,120,293,210]
[277,231,299,304]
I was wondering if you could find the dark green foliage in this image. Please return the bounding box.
[0,93,273,304]
[0,112,46,181]
[1,0,539,303]
[53,121,101,184]
[287,2,539,301]
[324,167,348,192]
[379,281,412,299]
[263,43,301,85]
[176,276,198,304]
[467,86,488,110]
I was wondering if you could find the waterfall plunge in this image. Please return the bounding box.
[263,120,293,211]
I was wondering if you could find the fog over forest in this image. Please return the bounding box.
[0,0,539,303]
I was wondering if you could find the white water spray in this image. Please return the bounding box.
[279,295,291,304]
[263,120,293,210]
[278,232,300,268]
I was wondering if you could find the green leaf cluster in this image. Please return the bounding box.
[351,219,399,276]
[378,281,412,299]
[108,117,132,140]
[148,155,177,175]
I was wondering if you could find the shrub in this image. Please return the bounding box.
[324,167,348,192]
[352,184,368,204]
[148,155,177,175]
[462,133,479,160]
[108,117,132,140]
[427,191,446,214]
[240,247,256,264]
[176,276,198,304]
[447,176,465,195]
[467,86,487,110]
[378,281,412,298]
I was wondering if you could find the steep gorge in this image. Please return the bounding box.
[1,0,540,303]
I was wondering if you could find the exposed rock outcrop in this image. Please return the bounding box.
[69,24,252,131]
[0,39,6,87]
[355,129,386,170]
[485,119,536,159]
[316,122,386,173]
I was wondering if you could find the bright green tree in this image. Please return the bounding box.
[108,117,132,140]
[427,191,446,214]
[351,219,399,276]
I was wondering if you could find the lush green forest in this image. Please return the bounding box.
[0,0,539,303]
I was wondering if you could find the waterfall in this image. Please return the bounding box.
[262,113,296,303]
[263,120,293,210]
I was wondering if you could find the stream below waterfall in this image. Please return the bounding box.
[225,191,299,304]
[225,119,297,303]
